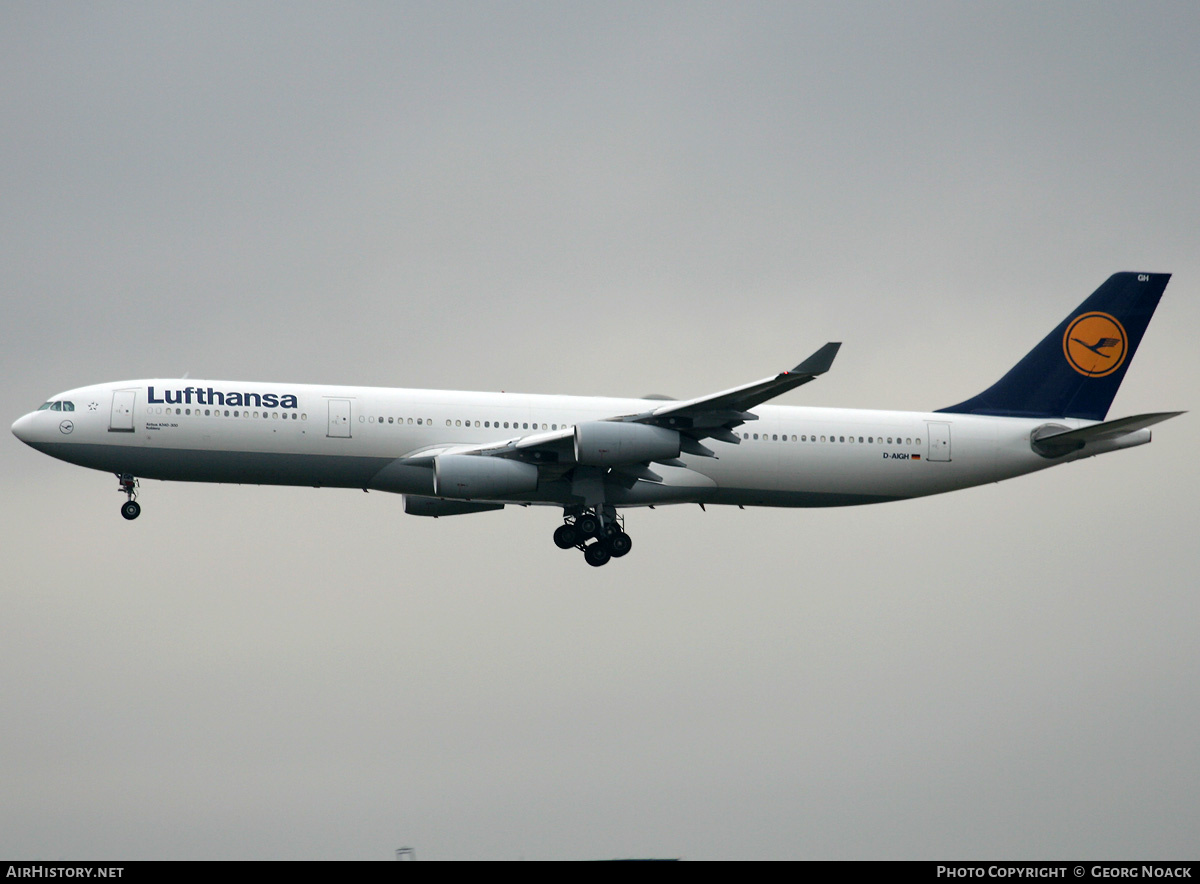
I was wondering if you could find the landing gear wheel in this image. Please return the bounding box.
[576,514,600,538]
[121,500,141,521]
[584,542,612,567]
[608,531,632,557]
[553,524,579,549]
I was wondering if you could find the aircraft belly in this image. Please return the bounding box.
[26,441,391,488]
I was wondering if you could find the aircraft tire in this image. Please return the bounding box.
[121,501,141,521]
[553,524,578,549]
[608,532,632,557]
[576,514,600,537]
[584,542,611,567]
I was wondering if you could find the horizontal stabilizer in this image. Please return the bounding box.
[1031,411,1183,458]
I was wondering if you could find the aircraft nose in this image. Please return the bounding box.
[12,412,36,444]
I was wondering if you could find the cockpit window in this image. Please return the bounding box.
[62,401,74,411]
[50,401,62,411]
[38,402,53,411]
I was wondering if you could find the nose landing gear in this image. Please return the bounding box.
[553,508,632,567]
[117,474,141,520]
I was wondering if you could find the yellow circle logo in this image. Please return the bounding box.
[1063,312,1127,377]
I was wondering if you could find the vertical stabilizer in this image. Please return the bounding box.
[937,272,1169,420]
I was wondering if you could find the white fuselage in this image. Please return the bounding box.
[11,379,1150,509]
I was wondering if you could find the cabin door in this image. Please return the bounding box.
[327,399,352,438]
[109,390,136,432]
[926,422,951,461]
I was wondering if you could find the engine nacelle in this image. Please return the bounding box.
[404,496,504,517]
[433,454,539,499]
[573,421,681,466]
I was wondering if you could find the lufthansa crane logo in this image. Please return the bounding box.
[1063,312,1128,378]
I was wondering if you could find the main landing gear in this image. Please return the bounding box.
[117,473,141,520]
[553,509,632,567]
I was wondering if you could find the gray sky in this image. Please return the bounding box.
[3,1,1198,860]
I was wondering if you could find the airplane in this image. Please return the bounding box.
[11,272,1181,567]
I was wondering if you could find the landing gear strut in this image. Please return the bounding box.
[553,508,632,567]
[117,473,141,520]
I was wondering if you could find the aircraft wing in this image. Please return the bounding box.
[398,343,841,474]
[609,342,842,438]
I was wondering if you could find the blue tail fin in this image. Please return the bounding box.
[937,272,1169,421]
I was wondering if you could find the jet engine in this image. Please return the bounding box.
[573,421,681,466]
[433,454,539,499]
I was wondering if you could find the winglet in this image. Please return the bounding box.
[791,342,841,376]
